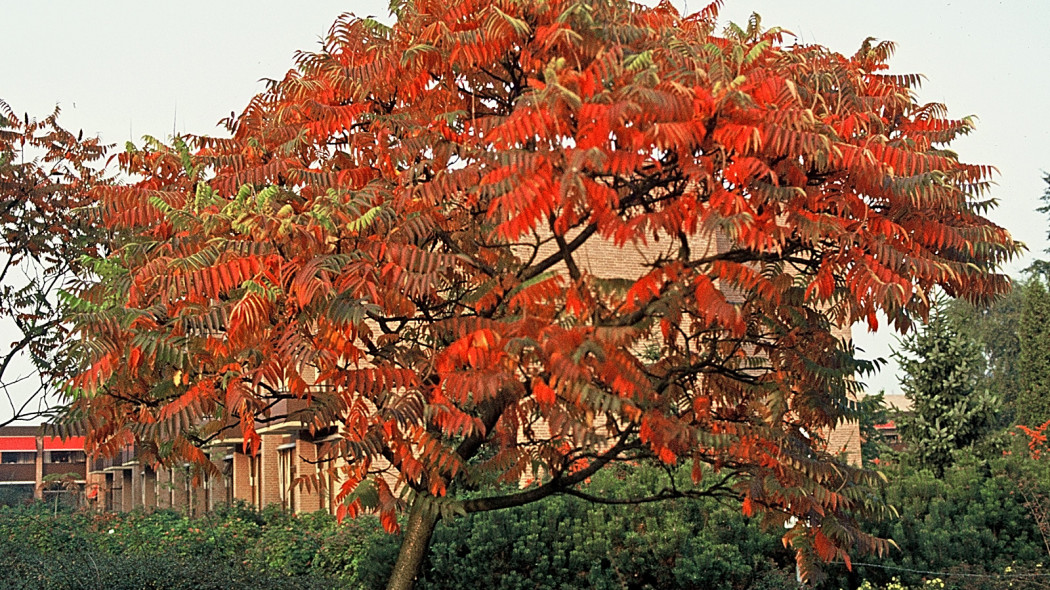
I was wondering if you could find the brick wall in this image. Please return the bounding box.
[294,439,320,513]
[259,436,282,508]
[231,451,252,503]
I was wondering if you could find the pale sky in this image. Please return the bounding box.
[3,1,1047,420]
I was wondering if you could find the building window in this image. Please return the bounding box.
[223,456,234,506]
[0,452,34,464]
[46,450,85,464]
[249,454,262,507]
[278,445,296,511]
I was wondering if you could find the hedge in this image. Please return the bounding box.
[2,453,1049,589]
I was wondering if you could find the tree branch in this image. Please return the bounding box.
[457,430,637,514]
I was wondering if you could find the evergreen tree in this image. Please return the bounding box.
[894,299,999,474]
[855,391,891,465]
[1017,276,1050,427]
[1015,174,1050,428]
[946,286,1022,425]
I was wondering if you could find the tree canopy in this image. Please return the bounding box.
[0,100,106,426]
[59,0,1018,586]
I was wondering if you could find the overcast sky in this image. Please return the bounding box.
[3,1,1048,420]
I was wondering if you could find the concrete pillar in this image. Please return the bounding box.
[121,470,134,512]
[207,454,227,510]
[129,465,143,510]
[33,436,44,500]
[171,467,190,514]
[85,471,105,511]
[191,477,207,517]
[142,467,157,511]
[104,473,115,511]
[320,458,346,516]
[155,467,171,509]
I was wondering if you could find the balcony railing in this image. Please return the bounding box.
[0,464,34,483]
[43,462,87,479]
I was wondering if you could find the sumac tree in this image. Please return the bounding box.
[0,100,106,425]
[61,1,1018,587]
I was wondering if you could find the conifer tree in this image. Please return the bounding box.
[1017,277,1050,427]
[1012,174,1050,430]
[895,300,999,474]
[946,288,1021,425]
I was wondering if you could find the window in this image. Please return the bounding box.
[278,445,296,510]
[1,452,34,465]
[249,454,262,507]
[46,450,85,464]
[223,456,234,506]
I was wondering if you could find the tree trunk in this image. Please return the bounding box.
[386,499,439,590]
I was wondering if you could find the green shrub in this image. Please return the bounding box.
[415,464,794,590]
[0,502,333,589]
[312,514,400,588]
[1,551,335,590]
[829,448,1050,590]
[8,452,1049,590]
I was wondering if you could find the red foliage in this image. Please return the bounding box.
[1018,420,1050,460]
[62,0,1018,582]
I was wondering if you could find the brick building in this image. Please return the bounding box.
[86,426,346,515]
[872,394,912,452]
[0,425,87,504]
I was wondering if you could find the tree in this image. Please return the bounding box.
[0,100,106,426]
[60,1,1018,587]
[856,390,891,465]
[894,299,999,474]
[1016,276,1050,427]
[945,285,1022,424]
[1013,175,1050,428]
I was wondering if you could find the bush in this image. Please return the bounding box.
[0,502,335,589]
[828,448,1050,590]
[0,465,798,590]
[1,551,334,590]
[416,464,794,590]
[311,514,400,588]
[8,453,1049,590]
